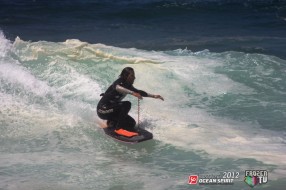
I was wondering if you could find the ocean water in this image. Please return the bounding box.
[1,0,286,190]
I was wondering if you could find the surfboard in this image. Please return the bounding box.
[103,126,153,143]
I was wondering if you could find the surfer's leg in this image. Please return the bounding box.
[98,101,132,130]
[111,102,139,137]
[114,101,131,130]
[122,115,136,131]
[107,120,117,128]
[97,104,119,128]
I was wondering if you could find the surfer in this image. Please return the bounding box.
[97,67,164,137]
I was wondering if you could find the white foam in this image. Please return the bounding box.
[141,103,286,167]
[0,92,80,138]
[58,71,101,101]
[0,31,12,58]
[0,63,51,96]
[4,37,286,178]
[11,38,104,103]
[121,49,286,175]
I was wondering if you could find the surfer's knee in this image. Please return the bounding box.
[122,101,131,110]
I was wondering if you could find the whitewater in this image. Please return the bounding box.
[0,31,286,189]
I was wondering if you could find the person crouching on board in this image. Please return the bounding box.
[97,67,164,137]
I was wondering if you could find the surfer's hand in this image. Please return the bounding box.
[154,95,164,101]
[132,92,143,99]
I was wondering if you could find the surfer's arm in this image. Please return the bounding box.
[127,85,146,96]
[115,85,143,99]
[115,84,134,95]
[116,85,164,101]
[147,93,164,101]
[131,86,164,101]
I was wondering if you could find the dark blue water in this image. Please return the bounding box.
[1,0,286,58]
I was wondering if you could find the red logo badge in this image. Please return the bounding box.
[188,175,198,185]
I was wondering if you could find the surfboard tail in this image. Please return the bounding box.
[103,127,153,143]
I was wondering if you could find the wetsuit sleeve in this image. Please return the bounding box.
[130,85,148,97]
[113,78,149,97]
[115,85,134,94]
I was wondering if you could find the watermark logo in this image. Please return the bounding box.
[188,172,238,185]
[188,175,198,185]
[244,176,259,187]
[244,170,268,188]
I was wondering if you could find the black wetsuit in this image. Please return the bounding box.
[97,77,148,131]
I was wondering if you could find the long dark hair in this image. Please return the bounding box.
[119,67,134,80]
